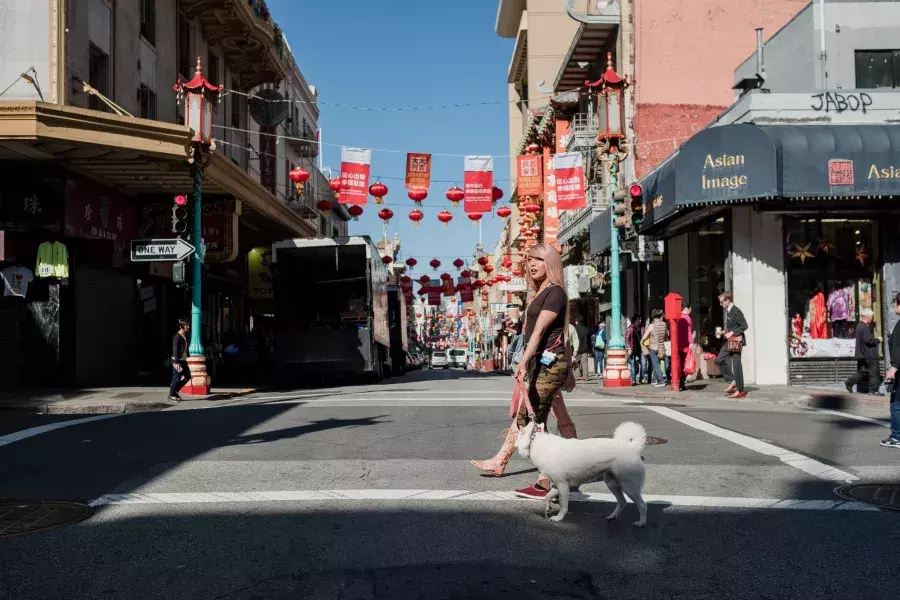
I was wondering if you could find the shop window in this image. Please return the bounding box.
[687,216,729,352]
[88,44,110,112]
[140,0,156,46]
[855,50,900,89]
[785,218,878,359]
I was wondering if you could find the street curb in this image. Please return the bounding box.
[0,388,258,415]
[590,387,888,411]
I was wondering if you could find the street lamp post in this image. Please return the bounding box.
[588,52,634,388]
[174,57,223,396]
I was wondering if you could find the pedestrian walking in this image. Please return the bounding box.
[168,318,191,402]
[572,315,591,381]
[845,308,882,396]
[625,314,642,384]
[470,243,577,496]
[592,322,606,379]
[715,292,748,398]
[677,304,694,390]
[641,310,667,386]
[882,292,900,449]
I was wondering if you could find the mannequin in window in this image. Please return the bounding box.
[809,286,828,340]
[827,281,852,339]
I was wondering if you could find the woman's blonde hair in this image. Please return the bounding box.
[525,243,571,346]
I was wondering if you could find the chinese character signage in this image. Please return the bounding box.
[828,159,854,186]
[554,152,586,210]
[464,155,493,213]
[555,118,570,154]
[247,246,273,299]
[516,155,543,197]
[0,166,65,232]
[339,147,372,205]
[542,148,560,250]
[427,283,442,306]
[65,175,135,245]
[405,153,432,190]
[458,277,474,303]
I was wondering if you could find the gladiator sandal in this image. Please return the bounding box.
[471,425,517,477]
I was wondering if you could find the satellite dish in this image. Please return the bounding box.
[249,89,288,127]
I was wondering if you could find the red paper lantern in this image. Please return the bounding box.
[460,269,471,278]
[512,268,522,277]
[378,208,394,224]
[530,224,541,235]
[527,143,540,154]
[369,181,388,204]
[523,202,541,215]
[467,212,482,225]
[289,167,310,194]
[440,272,452,281]
[419,275,431,285]
[329,178,342,193]
[348,205,363,220]
[453,258,464,269]
[408,189,428,203]
[409,209,424,227]
[501,255,512,269]
[406,257,417,270]
[429,259,441,271]
[496,205,512,219]
[492,186,504,202]
[477,256,489,266]
[317,199,333,215]
[400,275,412,284]
[437,210,453,227]
[382,255,393,265]
[484,265,494,274]
[446,186,465,207]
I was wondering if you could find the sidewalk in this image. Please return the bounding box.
[0,386,256,414]
[582,377,890,411]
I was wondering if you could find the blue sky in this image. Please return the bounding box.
[268,0,513,266]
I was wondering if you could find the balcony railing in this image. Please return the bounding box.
[285,120,318,158]
[566,112,597,153]
[558,184,606,244]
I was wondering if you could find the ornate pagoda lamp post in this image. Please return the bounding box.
[174,57,223,395]
[587,52,633,388]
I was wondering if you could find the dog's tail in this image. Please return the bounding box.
[613,421,647,452]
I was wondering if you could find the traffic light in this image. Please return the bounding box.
[171,194,188,235]
[629,184,644,226]
[613,187,630,229]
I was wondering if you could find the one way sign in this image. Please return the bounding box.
[131,238,196,262]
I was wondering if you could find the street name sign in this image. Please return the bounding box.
[131,238,195,262]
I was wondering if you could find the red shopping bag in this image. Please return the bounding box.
[683,347,697,375]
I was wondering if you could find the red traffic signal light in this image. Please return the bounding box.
[174,194,188,207]
[629,184,643,197]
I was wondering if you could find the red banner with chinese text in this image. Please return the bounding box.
[464,155,493,213]
[555,118,570,154]
[542,148,560,251]
[405,153,432,190]
[516,155,543,197]
[554,152,586,210]
[339,147,371,205]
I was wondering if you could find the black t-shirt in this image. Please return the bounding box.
[524,285,567,354]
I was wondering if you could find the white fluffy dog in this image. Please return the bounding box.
[515,420,649,525]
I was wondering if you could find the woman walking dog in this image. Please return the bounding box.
[470,243,577,499]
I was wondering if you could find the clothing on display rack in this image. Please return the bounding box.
[809,292,828,339]
[1,265,33,297]
[827,286,851,321]
[36,241,69,279]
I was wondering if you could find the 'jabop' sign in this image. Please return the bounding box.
[464,155,493,213]
[554,152,586,210]
[339,147,372,205]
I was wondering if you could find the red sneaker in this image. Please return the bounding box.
[513,484,550,500]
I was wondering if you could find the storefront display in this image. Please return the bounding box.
[1,265,32,297]
[35,240,69,278]
[786,218,877,359]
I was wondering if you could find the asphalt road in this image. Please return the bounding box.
[1,369,898,599]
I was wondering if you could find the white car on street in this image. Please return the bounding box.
[449,349,468,370]
[430,351,449,369]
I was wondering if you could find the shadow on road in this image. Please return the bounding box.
[0,501,896,600]
[0,403,389,502]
